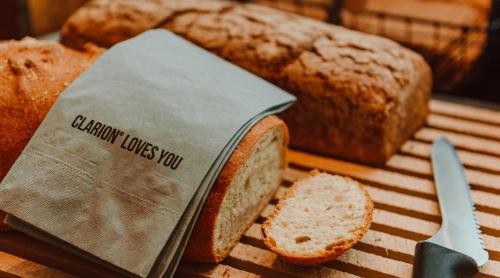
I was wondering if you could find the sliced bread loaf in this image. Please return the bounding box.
[261,172,373,265]
[183,116,289,263]
[0,39,290,263]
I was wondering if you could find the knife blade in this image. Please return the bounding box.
[412,138,488,278]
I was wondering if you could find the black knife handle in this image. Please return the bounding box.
[413,241,479,278]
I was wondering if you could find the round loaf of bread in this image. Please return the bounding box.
[261,172,373,265]
[0,38,102,229]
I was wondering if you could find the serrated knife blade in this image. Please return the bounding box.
[412,138,489,278]
[428,138,488,266]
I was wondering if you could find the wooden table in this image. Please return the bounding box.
[1,99,499,277]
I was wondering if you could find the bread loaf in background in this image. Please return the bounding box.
[60,0,432,164]
[0,39,290,264]
[341,0,487,92]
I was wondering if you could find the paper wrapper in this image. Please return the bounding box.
[0,30,295,277]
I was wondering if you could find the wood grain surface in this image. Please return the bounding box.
[0,99,499,277]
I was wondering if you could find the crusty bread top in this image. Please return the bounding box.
[60,0,233,49]
[261,172,373,265]
[61,0,431,105]
[0,38,101,229]
[0,38,102,181]
[60,0,432,165]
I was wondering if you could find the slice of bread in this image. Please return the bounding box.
[261,172,373,265]
[183,116,289,263]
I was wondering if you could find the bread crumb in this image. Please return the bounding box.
[309,169,321,176]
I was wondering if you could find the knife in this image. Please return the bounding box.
[412,138,489,278]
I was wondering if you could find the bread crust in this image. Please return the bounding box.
[0,38,102,229]
[182,116,289,263]
[60,0,432,164]
[261,172,374,265]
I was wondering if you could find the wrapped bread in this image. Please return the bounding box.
[60,0,432,164]
[0,39,290,264]
[0,38,102,229]
[0,38,102,183]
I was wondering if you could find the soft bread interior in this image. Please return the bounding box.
[264,174,370,257]
[212,127,285,259]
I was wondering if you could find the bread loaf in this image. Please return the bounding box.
[0,39,290,264]
[262,172,373,265]
[0,38,102,230]
[0,38,102,183]
[341,0,487,92]
[60,0,432,164]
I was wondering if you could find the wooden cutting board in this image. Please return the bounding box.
[1,99,500,277]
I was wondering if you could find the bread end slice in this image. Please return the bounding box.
[261,171,373,265]
[182,116,289,263]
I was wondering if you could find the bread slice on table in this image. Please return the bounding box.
[183,116,289,263]
[262,172,373,265]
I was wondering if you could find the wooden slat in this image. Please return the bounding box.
[177,262,260,278]
[230,242,410,277]
[414,128,500,157]
[0,251,74,278]
[430,99,500,126]
[245,223,415,263]
[244,223,500,276]
[426,113,500,141]
[368,208,500,259]
[366,186,438,218]
[370,209,439,239]
[0,231,121,278]
[386,154,500,193]
[373,208,500,260]
[481,261,500,278]
[401,140,500,174]
[289,151,437,196]
[228,241,362,277]
[288,150,500,215]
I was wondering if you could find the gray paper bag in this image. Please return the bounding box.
[0,30,295,277]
